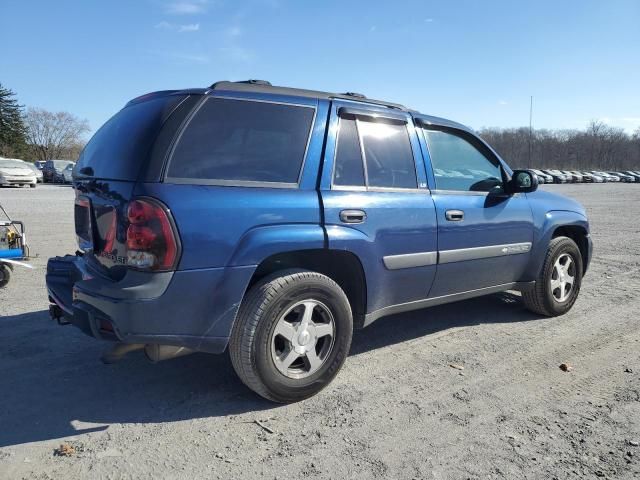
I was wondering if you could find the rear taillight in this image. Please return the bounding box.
[126,198,180,271]
[74,196,93,251]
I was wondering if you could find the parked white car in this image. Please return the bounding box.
[0,158,37,188]
[23,161,43,183]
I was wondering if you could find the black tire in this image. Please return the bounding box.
[522,236,583,316]
[229,269,353,403]
[30,183,36,189]
[0,265,11,288]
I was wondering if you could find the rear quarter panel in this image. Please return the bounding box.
[136,183,323,270]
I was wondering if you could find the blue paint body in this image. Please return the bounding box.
[45,85,592,353]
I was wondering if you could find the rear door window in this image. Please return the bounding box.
[332,114,417,190]
[167,97,315,185]
[359,120,416,189]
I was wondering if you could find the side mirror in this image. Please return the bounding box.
[506,169,538,194]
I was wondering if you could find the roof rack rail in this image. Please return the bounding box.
[210,79,271,88]
[342,92,367,99]
[207,80,408,110]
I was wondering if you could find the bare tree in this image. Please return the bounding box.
[24,108,90,161]
[479,122,640,171]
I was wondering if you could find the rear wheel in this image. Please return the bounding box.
[229,269,353,403]
[522,236,583,316]
[0,265,11,288]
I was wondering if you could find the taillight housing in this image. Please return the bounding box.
[126,198,180,271]
[74,196,93,251]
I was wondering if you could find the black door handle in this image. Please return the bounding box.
[340,209,366,224]
[445,209,464,221]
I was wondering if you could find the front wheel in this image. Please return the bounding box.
[522,236,583,316]
[229,269,353,403]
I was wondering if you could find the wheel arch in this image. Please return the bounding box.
[525,210,591,281]
[551,224,590,274]
[245,249,368,328]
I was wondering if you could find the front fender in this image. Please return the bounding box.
[524,210,589,280]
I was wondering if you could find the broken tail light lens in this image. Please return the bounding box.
[126,198,180,271]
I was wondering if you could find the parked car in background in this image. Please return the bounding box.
[562,171,583,183]
[569,171,589,182]
[578,171,596,183]
[0,158,37,188]
[531,169,553,184]
[34,161,46,170]
[43,160,75,183]
[608,172,635,182]
[46,80,593,402]
[623,171,640,182]
[534,173,547,184]
[24,161,43,183]
[593,171,618,182]
[589,171,608,182]
[61,163,74,184]
[542,169,568,183]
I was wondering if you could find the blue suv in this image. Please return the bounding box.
[46,80,592,402]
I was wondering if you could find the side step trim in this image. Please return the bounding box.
[363,281,535,327]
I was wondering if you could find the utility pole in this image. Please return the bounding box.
[528,96,533,168]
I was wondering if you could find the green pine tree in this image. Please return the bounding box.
[0,83,28,158]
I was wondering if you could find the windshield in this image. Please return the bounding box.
[0,159,28,168]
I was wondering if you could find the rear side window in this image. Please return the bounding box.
[332,114,417,189]
[167,98,315,185]
[77,95,186,180]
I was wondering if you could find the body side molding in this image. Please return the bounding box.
[439,242,532,264]
[382,242,532,271]
[383,251,437,270]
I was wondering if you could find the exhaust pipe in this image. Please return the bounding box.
[144,344,193,363]
[101,343,144,364]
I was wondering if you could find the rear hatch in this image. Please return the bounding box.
[73,92,195,279]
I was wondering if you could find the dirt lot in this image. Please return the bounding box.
[0,183,639,480]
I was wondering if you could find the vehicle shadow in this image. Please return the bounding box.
[0,292,543,447]
[350,291,536,355]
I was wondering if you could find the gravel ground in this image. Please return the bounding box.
[0,183,639,480]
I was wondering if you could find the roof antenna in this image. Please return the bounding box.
[528,95,533,168]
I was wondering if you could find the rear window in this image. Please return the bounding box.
[48,160,73,169]
[166,97,315,185]
[76,95,186,180]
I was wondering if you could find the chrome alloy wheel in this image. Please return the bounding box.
[270,299,336,379]
[550,253,575,302]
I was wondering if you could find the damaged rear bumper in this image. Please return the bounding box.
[46,254,255,354]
